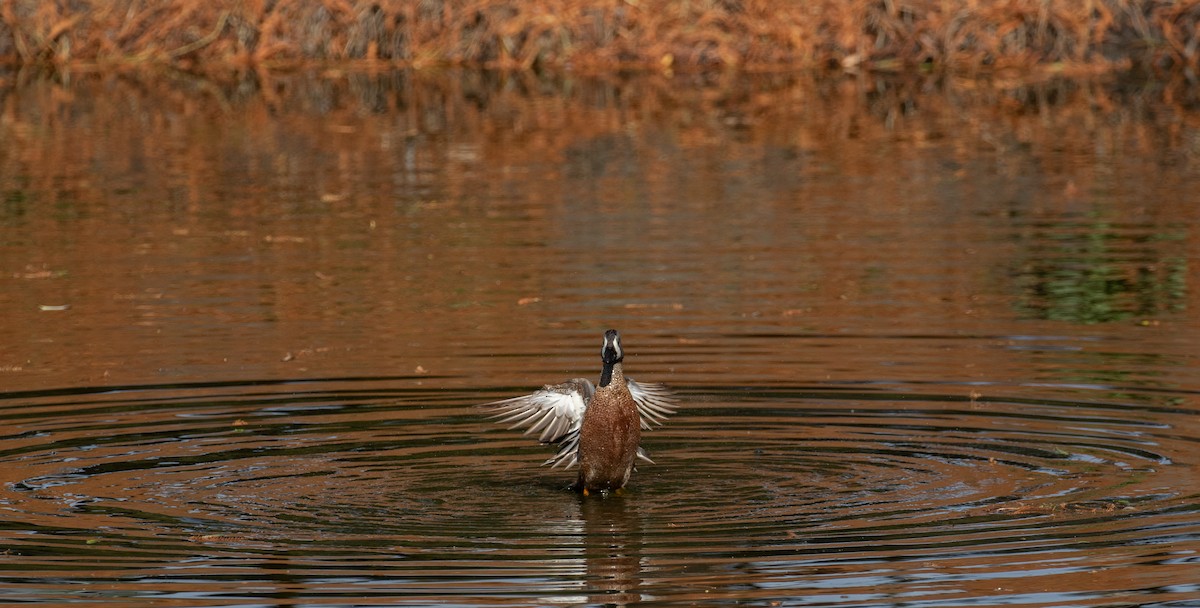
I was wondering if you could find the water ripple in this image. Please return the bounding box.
[0,378,1197,605]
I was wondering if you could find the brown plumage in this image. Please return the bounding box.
[576,360,641,491]
[481,329,677,493]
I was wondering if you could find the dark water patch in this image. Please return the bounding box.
[1,379,1196,605]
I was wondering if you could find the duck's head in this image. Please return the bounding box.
[601,329,624,365]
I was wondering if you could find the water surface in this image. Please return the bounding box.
[0,71,1198,606]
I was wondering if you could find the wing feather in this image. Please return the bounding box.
[482,378,593,449]
[626,378,678,430]
[545,428,581,469]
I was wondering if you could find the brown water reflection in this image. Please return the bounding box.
[2,71,1196,392]
[0,71,1198,606]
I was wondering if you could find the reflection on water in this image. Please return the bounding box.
[1015,217,1188,323]
[578,497,644,606]
[0,70,1198,605]
[2,72,1196,392]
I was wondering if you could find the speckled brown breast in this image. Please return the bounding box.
[576,365,642,491]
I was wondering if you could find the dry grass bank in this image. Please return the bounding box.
[0,0,1198,74]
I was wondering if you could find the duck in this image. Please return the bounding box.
[482,329,677,494]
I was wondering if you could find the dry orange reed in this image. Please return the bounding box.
[1,0,1198,72]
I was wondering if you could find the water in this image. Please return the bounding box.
[1,71,1198,606]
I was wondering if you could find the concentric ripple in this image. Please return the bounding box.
[1,378,1198,606]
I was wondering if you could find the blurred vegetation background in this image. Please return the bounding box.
[1,0,1198,74]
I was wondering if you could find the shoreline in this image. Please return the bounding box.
[1,1,1197,74]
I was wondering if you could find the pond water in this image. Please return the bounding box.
[1,71,1198,606]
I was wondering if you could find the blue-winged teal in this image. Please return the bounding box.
[482,329,677,494]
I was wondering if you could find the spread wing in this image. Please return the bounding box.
[626,378,678,430]
[482,379,594,468]
[483,376,678,470]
